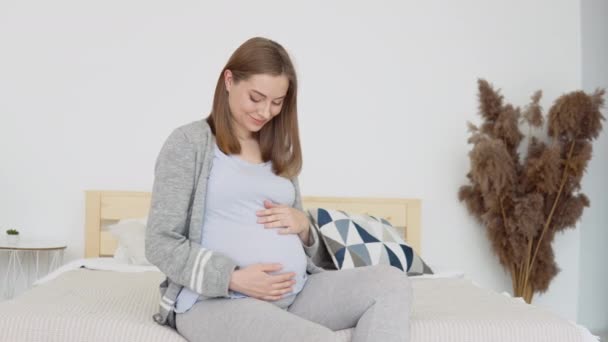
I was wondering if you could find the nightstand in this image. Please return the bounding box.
[0,237,67,299]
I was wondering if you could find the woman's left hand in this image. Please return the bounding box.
[256,200,309,236]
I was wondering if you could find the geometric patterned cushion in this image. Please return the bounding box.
[306,208,433,276]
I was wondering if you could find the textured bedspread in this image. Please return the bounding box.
[0,269,596,342]
[0,269,185,342]
[408,278,595,342]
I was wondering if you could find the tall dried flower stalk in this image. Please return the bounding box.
[459,79,605,303]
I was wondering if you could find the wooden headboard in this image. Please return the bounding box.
[84,191,421,258]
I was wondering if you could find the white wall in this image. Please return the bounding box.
[578,0,608,336]
[0,0,595,326]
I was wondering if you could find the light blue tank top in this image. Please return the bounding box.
[174,143,308,313]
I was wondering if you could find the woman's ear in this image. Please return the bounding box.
[224,69,233,92]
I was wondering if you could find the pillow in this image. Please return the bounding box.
[107,217,152,266]
[306,208,433,276]
[112,245,130,264]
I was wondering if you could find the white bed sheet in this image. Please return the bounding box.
[34,257,466,286]
[33,257,160,286]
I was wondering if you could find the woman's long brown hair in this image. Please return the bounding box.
[206,37,302,179]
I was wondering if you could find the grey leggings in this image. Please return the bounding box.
[175,264,413,342]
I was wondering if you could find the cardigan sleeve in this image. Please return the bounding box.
[145,127,238,298]
[292,176,326,266]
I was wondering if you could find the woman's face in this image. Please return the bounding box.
[224,70,289,139]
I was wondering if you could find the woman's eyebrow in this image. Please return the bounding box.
[252,89,286,100]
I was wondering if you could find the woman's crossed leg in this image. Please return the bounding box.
[176,264,412,342]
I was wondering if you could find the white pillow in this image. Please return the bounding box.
[108,217,151,266]
[112,245,130,264]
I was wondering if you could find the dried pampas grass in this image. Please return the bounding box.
[459,79,605,303]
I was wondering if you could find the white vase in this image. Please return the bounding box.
[6,235,19,245]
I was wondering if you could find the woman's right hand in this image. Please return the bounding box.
[229,263,296,301]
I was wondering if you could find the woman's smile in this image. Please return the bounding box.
[249,114,266,126]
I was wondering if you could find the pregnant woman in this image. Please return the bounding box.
[145,37,412,342]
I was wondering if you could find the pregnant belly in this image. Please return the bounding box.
[201,221,309,292]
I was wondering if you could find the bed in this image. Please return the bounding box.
[0,190,598,342]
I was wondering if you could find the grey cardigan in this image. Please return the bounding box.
[145,119,328,329]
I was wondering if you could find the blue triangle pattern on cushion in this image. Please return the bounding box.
[348,244,372,265]
[354,222,381,243]
[317,208,333,227]
[400,244,414,271]
[335,247,347,268]
[335,219,350,242]
[384,245,403,271]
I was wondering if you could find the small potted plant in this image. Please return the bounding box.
[6,229,20,244]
